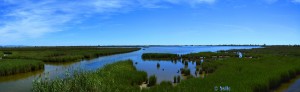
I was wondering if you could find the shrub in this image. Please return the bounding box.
[148,75,157,87]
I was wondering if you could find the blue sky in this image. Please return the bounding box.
[0,0,299,46]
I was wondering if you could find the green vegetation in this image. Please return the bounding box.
[180,68,191,76]
[3,51,12,54]
[181,52,238,61]
[32,60,147,92]
[202,61,219,73]
[142,46,300,92]
[31,46,300,92]
[173,76,181,83]
[0,47,140,62]
[0,47,140,76]
[0,59,44,76]
[142,53,180,60]
[148,75,157,87]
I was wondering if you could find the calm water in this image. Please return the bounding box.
[284,78,300,92]
[276,75,300,92]
[0,46,262,92]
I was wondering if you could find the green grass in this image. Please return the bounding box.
[181,52,238,61]
[32,60,147,92]
[0,47,140,76]
[141,46,300,92]
[180,68,191,76]
[142,53,180,60]
[148,75,157,87]
[0,47,140,62]
[0,59,44,76]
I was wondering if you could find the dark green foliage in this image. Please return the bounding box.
[177,76,181,83]
[32,60,147,92]
[3,51,12,54]
[0,47,139,76]
[148,75,157,87]
[0,47,140,62]
[181,68,190,76]
[143,81,173,92]
[173,76,177,83]
[142,53,180,60]
[173,76,181,83]
[0,59,44,76]
[184,61,188,66]
[202,61,219,73]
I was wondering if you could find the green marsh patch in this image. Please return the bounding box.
[32,60,148,92]
[0,59,44,76]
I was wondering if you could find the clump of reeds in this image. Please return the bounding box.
[180,68,191,76]
[142,53,180,60]
[0,59,44,76]
[148,75,157,87]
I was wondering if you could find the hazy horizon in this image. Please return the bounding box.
[0,0,299,46]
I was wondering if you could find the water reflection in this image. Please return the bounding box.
[138,59,201,83]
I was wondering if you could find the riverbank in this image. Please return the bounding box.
[32,60,147,92]
[31,46,300,92]
[0,47,140,76]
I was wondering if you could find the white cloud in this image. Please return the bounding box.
[0,0,130,43]
[0,0,215,43]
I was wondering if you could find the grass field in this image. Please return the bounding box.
[0,59,44,76]
[0,47,140,62]
[0,47,140,76]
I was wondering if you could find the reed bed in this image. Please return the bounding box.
[0,47,140,76]
[142,46,300,92]
[32,46,300,92]
[181,52,238,61]
[32,60,147,92]
[142,53,180,60]
[0,59,44,76]
[0,47,140,62]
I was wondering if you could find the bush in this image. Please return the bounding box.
[142,53,180,60]
[148,75,157,87]
[181,68,191,76]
